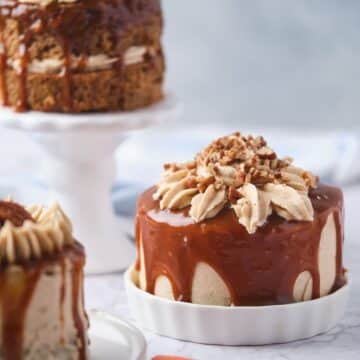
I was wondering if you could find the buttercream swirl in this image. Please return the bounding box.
[0,202,73,264]
[154,132,318,234]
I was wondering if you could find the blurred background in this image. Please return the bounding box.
[1,0,360,238]
[163,0,360,129]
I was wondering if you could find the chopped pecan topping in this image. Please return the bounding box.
[0,201,33,227]
[154,132,318,230]
[198,176,216,193]
[228,187,242,204]
[163,163,178,171]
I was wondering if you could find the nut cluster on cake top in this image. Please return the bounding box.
[154,132,318,233]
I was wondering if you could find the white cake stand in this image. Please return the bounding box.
[0,94,180,274]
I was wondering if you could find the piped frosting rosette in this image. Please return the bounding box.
[154,132,318,234]
[0,201,73,264]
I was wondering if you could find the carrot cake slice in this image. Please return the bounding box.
[0,199,88,359]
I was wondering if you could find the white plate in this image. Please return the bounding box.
[125,267,350,345]
[89,310,146,360]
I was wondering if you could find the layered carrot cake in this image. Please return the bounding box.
[0,199,88,359]
[134,132,346,306]
[0,0,164,112]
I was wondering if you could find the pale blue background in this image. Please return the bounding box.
[163,0,360,129]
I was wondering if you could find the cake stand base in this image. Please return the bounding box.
[0,94,180,274]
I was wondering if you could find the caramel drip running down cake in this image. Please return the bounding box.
[0,200,88,359]
[135,132,346,306]
[0,0,164,112]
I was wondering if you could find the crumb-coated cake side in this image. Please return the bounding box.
[0,0,164,112]
[0,200,89,359]
[135,133,346,306]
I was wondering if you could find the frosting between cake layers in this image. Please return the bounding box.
[18,0,78,6]
[8,46,150,74]
[0,202,73,264]
[154,133,317,233]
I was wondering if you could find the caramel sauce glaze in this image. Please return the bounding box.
[0,0,161,111]
[0,241,87,359]
[135,184,346,306]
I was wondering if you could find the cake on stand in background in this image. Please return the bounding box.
[0,0,179,273]
[0,0,164,112]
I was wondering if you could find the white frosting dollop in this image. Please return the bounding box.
[189,185,227,223]
[154,133,318,233]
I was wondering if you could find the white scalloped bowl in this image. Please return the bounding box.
[124,266,349,345]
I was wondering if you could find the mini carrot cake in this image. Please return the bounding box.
[0,199,88,359]
[134,132,346,306]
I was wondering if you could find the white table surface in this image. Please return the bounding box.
[85,186,360,360]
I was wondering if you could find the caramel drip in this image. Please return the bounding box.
[334,209,345,290]
[59,257,66,345]
[0,0,161,112]
[135,216,141,271]
[0,265,42,360]
[136,184,346,306]
[71,252,86,360]
[17,39,29,111]
[59,37,72,111]
[0,31,7,106]
[0,242,86,359]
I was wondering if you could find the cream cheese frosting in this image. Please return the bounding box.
[9,46,150,74]
[154,132,318,234]
[0,202,73,264]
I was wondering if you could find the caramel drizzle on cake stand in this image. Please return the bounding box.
[0,0,160,112]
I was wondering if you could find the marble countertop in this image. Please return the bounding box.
[85,186,360,360]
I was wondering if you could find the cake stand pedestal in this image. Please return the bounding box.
[0,94,180,274]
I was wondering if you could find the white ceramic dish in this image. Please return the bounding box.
[124,267,349,345]
[89,309,146,359]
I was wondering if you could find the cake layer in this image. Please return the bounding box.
[1,3,162,61]
[2,51,163,111]
[0,0,164,112]
[135,184,345,306]
[0,242,88,359]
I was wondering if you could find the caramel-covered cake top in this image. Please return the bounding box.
[0,200,73,264]
[154,132,318,233]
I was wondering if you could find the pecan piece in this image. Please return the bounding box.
[0,201,33,227]
[228,187,242,204]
